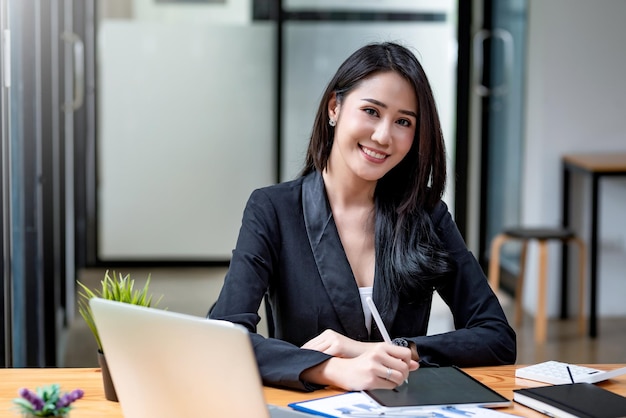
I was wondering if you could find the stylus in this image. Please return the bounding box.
[366,297,409,385]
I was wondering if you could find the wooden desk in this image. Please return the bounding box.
[1,365,625,417]
[561,152,626,337]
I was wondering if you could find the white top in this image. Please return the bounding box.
[359,286,374,336]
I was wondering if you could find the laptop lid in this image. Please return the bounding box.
[90,298,292,418]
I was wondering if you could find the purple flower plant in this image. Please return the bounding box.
[18,388,45,411]
[13,384,84,417]
[55,389,84,409]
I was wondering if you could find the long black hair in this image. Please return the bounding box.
[302,42,455,308]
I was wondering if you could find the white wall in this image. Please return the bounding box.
[523,0,626,317]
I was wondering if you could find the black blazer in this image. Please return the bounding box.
[210,171,516,391]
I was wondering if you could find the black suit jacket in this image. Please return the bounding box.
[210,171,516,391]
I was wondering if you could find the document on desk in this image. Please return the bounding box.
[289,367,513,417]
[289,391,515,417]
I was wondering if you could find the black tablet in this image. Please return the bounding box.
[364,366,511,409]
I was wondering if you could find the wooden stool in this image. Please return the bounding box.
[488,227,586,344]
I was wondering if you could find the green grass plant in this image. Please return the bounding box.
[76,270,163,352]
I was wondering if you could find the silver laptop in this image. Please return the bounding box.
[90,298,312,418]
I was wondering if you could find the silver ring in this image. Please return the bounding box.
[386,367,392,381]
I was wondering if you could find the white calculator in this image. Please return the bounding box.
[515,360,626,385]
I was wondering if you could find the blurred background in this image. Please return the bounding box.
[1,0,625,368]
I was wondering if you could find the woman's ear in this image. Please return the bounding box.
[328,93,340,121]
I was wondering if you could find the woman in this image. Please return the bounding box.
[210,42,516,392]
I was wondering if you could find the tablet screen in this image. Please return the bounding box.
[364,366,510,409]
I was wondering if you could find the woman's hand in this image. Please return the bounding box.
[300,340,419,391]
[301,329,370,358]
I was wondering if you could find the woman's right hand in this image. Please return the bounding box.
[300,342,419,391]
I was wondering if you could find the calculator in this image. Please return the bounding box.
[515,361,626,385]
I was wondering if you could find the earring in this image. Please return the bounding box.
[329,119,336,127]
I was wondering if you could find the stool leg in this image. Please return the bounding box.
[535,240,549,344]
[574,236,587,336]
[514,240,528,328]
[488,234,511,293]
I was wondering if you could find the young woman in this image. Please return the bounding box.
[210,42,516,392]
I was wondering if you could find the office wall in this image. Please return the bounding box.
[522,0,626,316]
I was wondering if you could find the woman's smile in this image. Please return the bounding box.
[359,144,389,162]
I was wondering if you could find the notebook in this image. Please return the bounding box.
[513,383,626,418]
[89,298,311,418]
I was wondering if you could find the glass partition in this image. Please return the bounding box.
[95,0,458,261]
[96,1,277,260]
[484,0,527,273]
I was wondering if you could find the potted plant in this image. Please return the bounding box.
[76,270,163,402]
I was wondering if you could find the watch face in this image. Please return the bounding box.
[392,337,409,348]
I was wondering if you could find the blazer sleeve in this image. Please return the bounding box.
[209,188,331,391]
[409,202,517,367]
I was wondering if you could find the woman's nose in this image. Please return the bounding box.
[371,121,392,145]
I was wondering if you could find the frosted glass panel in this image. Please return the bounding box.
[97,21,275,260]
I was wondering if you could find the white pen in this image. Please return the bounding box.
[366,297,392,344]
[366,296,409,385]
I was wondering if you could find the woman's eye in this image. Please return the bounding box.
[364,108,378,117]
[397,118,412,127]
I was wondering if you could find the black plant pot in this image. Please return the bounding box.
[98,351,118,402]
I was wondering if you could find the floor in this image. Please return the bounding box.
[61,267,626,368]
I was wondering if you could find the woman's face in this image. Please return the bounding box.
[327,71,417,184]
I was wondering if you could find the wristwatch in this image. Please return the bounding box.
[392,337,410,348]
[392,337,420,362]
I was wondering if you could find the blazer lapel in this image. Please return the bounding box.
[302,172,369,340]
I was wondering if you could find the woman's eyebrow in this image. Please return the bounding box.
[361,98,417,118]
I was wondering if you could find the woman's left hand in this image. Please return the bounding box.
[301,329,372,358]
